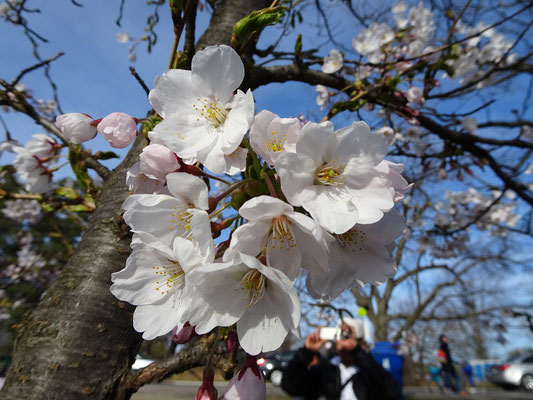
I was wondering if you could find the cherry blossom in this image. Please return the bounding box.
[111,234,213,339]
[407,86,424,105]
[249,110,302,165]
[187,253,300,355]
[116,32,130,43]
[221,146,248,176]
[307,211,405,300]
[224,195,331,281]
[122,172,213,253]
[321,49,343,74]
[2,199,42,223]
[171,322,196,344]
[55,113,97,144]
[126,162,166,194]
[139,143,180,181]
[12,135,58,193]
[148,45,254,174]
[315,85,329,110]
[352,23,394,63]
[196,366,218,400]
[223,355,266,400]
[462,118,478,133]
[275,121,397,233]
[97,112,137,148]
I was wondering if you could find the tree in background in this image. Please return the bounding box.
[0,0,532,399]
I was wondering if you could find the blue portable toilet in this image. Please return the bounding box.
[371,341,403,388]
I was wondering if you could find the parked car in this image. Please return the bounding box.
[487,353,533,391]
[132,354,155,370]
[257,350,296,386]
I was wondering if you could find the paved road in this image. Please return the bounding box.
[404,386,533,399]
[131,380,289,400]
[132,381,533,400]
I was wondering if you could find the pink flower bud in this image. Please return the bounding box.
[55,113,97,144]
[171,322,195,344]
[139,143,180,181]
[223,355,266,400]
[196,366,218,400]
[226,329,238,352]
[97,112,137,149]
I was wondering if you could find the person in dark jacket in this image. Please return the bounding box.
[437,334,462,393]
[281,323,401,400]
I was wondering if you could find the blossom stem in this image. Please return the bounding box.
[49,161,70,172]
[208,202,232,219]
[203,172,231,186]
[321,90,368,122]
[0,189,41,200]
[214,178,253,204]
[206,329,221,366]
[261,172,277,198]
[241,138,262,176]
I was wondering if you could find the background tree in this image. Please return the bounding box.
[0,0,532,399]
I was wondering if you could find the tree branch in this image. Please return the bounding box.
[0,77,110,179]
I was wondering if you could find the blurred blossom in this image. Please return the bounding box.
[128,44,137,62]
[521,125,533,142]
[37,99,57,115]
[116,32,130,43]
[2,199,42,223]
[407,87,424,105]
[461,117,478,133]
[315,85,329,110]
[321,49,343,74]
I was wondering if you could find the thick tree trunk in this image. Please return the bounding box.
[1,135,146,400]
[1,1,269,399]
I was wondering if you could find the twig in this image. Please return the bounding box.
[116,0,126,26]
[128,67,150,96]
[168,0,198,69]
[0,77,110,179]
[12,52,65,86]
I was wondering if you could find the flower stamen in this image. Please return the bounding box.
[315,158,345,186]
[270,216,296,251]
[153,260,185,295]
[240,270,266,307]
[193,97,229,128]
[265,131,286,153]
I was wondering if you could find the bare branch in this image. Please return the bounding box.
[0,77,110,179]
[12,52,65,86]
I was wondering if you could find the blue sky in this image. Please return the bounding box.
[1,1,532,359]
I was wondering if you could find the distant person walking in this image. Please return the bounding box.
[436,334,462,393]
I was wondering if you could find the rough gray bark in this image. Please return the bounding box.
[1,135,146,400]
[1,1,269,399]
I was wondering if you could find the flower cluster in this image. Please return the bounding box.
[11,134,61,193]
[110,44,408,369]
[434,188,519,236]
[55,111,138,148]
[316,1,517,109]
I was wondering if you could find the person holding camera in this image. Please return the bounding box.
[281,321,400,400]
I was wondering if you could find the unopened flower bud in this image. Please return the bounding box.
[97,112,137,148]
[172,322,195,344]
[226,329,238,352]
[139,143,180,181]
[55,113,97,144]
[196,366,218,400]
[223,355,266,400]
